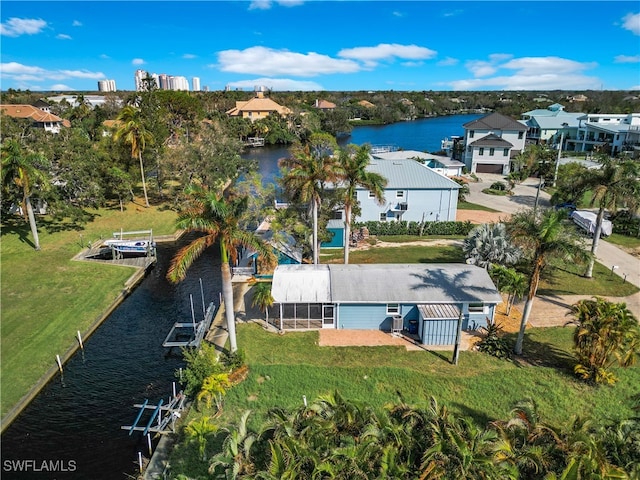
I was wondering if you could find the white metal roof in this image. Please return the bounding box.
[271,264,331,303]
[364,159,461,190]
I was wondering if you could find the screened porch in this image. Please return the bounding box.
[269,302,335,330]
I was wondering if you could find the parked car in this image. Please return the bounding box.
[554,201,577,211]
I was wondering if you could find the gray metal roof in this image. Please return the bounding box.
[468,133,513,148]
[373,150,465,168]
[363,159,460,190]
[272,264,502,305]
[418,303,461,319]
[463,112,527,131]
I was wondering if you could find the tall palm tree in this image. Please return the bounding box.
[1,139,49,251]
[336,144,387,264]
[506,208,589,355]
[280,134,339,264]
[566,296,640,385]
[114,105,153,207]
[167,184,274,353]
[578,157,640,278]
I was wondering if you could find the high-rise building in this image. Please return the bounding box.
[158,74,169,90]
[134,69,147,91]
[192,77,201,92]
[97,79,116,92]
[169,76,190,91]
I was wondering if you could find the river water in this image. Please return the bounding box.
[1,114,480,479]
[1,237,221,479]
[244,113,481,183]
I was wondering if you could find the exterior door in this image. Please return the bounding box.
[322,304,335,329]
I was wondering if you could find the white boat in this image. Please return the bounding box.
[570,210,612,237]
[102,239,155,255]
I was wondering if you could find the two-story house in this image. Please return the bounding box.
[573,113,640,156]
[520,103,581,146]
[226,91,292,122]
[462,112,528,174]
[354,158,460,223]
[0,104,69,134]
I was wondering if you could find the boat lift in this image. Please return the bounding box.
[121,385,186,436]
[163,279,217,349]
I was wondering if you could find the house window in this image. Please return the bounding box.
[479,148,484,156]
[332,211,343,220]
[503,148,509,156]
[468,303,486,313]
[379,212,387,222]
[368,191,376,198]
[396,190,404,198]
[518,131,524,139]
[386,304,400,315]
[469,130,475,138]
[489,148,495,156]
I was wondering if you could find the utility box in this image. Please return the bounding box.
[392,315,403,334]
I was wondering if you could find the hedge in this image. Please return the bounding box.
[354,220,475,237]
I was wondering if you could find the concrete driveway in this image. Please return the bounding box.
[465,173,640,322]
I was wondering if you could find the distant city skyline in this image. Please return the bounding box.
[1,1,639,92]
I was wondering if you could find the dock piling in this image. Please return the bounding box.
[55,355,63,373]
[77,331,84,349]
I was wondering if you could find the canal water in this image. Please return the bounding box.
[244,113,482,184]
[1,114,480,479]
[1,236,221,479]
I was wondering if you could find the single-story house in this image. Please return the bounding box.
[271,263,502,346]
[0,104,70,133]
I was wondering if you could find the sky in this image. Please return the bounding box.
[1,1,639,93]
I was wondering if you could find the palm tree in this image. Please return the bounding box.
[197,372,230,411]
[185,416,218,461]
[577,157,640,278]
[1,139,49,251]
[462,223,521,269]
[167,184,274,353]
[506,208,590,355]
[489,265,527,316]
[336,144,387,264]
[209,410,257,478]
[250,281,274,322]
[114,105,153,207]
[566,296,640,385]
[280,134,339,264]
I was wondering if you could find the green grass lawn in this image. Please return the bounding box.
[458,201,500,212]
[169,323,640,478]
[0,201,178,418]
[606,233,640,250]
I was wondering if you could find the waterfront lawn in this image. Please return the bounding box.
[168,323,640,478]
[0,201,177,418]
[323,245,466,264]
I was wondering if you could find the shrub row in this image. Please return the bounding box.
[610,210,640,237]
[354,220,475,237]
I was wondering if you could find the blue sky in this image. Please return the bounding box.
[1,1,639,92]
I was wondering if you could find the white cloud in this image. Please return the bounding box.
[622,12,640,35]
[56,33,72,40]
[100,54,110,59]
[392,11,404,17]
[226,77,323,91]
[217,46,360,76]
[450,56,599,90]
[183,53,197,59]
[50,83,74,91]
[437,57,459,67]
[629,85,640,90]
[132,58,145,65]
[1,17,47,37]
[72,20,82,27]
[248,0,302,10]
[0,62,104,83]
[338,43,437,67]
[614,54,640,63]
